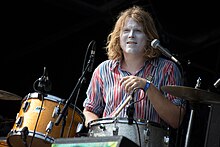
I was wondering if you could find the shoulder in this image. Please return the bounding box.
[97,60,117,69]
[157,57,178,68]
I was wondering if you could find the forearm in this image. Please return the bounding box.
[147,84,185,128]
[83,108,99,128]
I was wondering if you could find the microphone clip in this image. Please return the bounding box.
[87,40,96,72]
[37,67,52,93]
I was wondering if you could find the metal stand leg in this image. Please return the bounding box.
[184,108,194,147]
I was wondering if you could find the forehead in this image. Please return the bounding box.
[123,17,142,28]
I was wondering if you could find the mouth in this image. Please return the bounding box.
[127,41,137,44]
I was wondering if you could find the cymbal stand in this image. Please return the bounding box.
[184,77,201,147]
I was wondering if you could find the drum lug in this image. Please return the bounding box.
[15,116,23,127]
[22,100,30,112]
[45,121,54,134]
[45,121,54,140]
[76,123,84,133]
[88,129,94,136]
[99,123,106,131]
[112,126,119,136]
[164,135,169,145]
[144,128,150,143]
[52,104,60,118]
[112,118,119,136]
[163,127,170,145]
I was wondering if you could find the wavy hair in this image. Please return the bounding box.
[106,5,161,60]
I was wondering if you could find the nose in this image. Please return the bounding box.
[128,30,134,38]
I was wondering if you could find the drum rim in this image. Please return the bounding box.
[88,117,168,129]
[23,92,63,102]
[88,117,147,126]
[7,130,54,143]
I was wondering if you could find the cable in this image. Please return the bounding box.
[29,94,44,147]
[128,87,146,106]
[67,85,81,137]
[126,87,145,147]
[134,119,142,147]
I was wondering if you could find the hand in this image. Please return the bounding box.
[120,75,146,94]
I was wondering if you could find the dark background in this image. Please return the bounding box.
[1,0,220,146]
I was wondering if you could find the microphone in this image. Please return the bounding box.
[214,78,220,88]
[88,40,96,72]
[38,67,52,92]
[151,39,181,65]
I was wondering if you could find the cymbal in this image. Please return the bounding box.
[0,90,22,100]
[161,85,220,104]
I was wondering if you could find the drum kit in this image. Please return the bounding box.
[0,85,220,147]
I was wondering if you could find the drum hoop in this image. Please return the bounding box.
[88,117,148,127]
[88,117,168,129]
[23,92,63,102]
[7,130,54,143]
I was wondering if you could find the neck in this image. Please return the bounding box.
[122,54,145,75]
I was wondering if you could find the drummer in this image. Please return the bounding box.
[82,5,186,129]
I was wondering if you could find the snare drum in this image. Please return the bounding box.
[88,117,169,147]
[7,92,85,147]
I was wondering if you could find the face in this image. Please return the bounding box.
[120,18,147,54]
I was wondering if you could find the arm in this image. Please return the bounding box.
[147,83,185,128]
[120,76,185,128]
[83,108,99,128]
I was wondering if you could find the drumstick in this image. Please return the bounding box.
[112,95,132,117]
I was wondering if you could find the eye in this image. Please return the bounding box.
[134,29,142,32]
[123,29,130,32]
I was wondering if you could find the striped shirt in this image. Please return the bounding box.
[83,57,185,125]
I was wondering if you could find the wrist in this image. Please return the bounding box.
[144,75,153,92]
[144,81,151,92]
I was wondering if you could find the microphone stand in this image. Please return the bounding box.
[54,56,93,131]
[59,110,67,138]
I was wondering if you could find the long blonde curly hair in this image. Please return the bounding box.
[106,5,161,60]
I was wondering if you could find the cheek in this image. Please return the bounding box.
[120,34,127,49]
[138,36,147,47]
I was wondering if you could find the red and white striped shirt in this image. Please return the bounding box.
[83,57,185,125]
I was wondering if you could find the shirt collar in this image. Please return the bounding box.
[110,58,159,71]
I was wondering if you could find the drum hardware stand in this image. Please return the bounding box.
[204,104,213,147]
[184,77,201,147]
